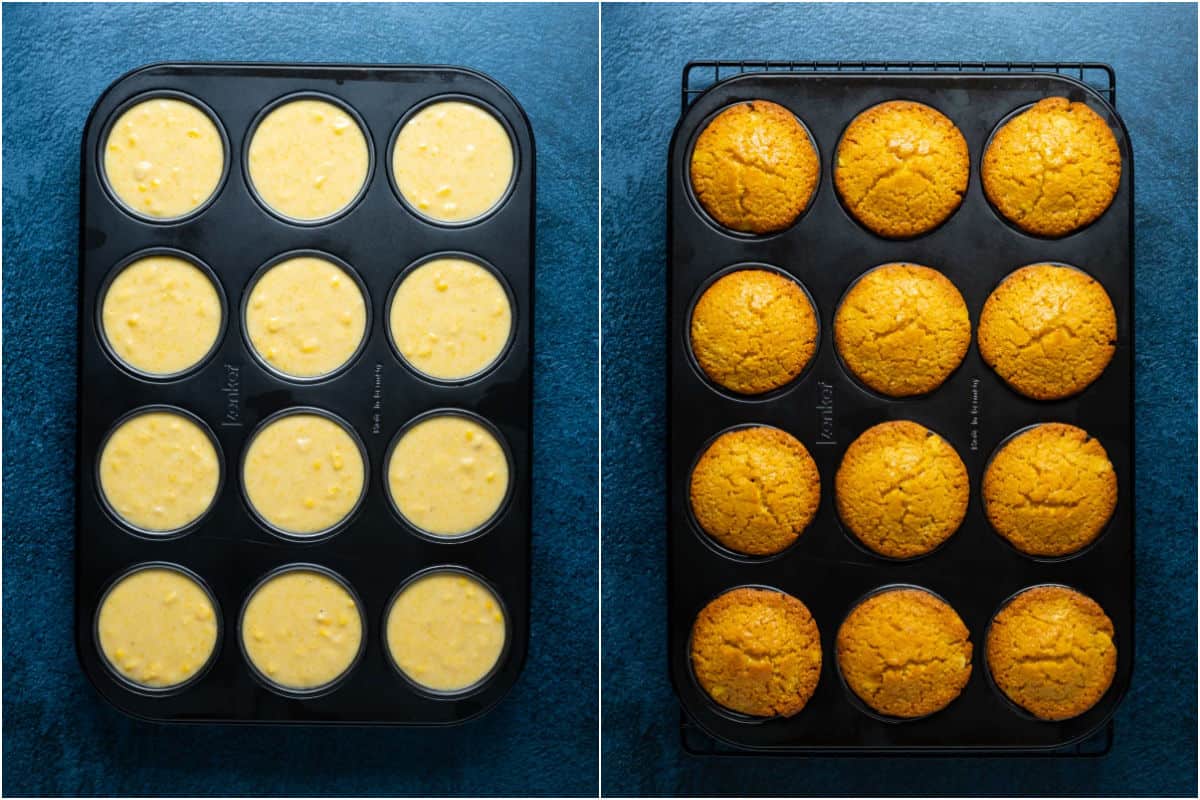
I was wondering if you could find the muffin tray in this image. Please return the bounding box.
[667,65,1133,753]
[76,63,533,724]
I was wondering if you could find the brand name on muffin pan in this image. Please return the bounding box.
[816,381,835,446]
[220,363,241,427]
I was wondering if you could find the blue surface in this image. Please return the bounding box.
[601,3,1197,796]
[2,4,597,796]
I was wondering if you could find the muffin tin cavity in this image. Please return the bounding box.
[389,96,518,226]
[78,63,533,725]
[98,248,227,380]
[100,91,229,223]
[387,253,516,383]
[668,67,1132,754]
[242,251,370,382]
[245,93,373,224]
[384,566,510,697]
[94,562,221,694]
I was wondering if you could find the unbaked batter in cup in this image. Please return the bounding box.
[101,254,223,377]
[245,255,367,379]
[388,257,512,380]
[386,571,506,693]
[97,566,219,689]
[99,410,220,533]
[241,568,363,691]
[247,98,369,221]
[103,96,224,219]
[387,414,509,536]
[242,412,365,536]
[392,100,514,223]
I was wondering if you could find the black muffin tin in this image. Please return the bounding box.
[667,63,1133,754]
[76,63,534,724]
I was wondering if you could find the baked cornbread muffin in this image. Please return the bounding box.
[689,426,820,556]
[983,423,1116,557]
[836,421,968,558]
[837,588,972,718]
[690,100,820,234]
[978,264,1117,400]
[982,97,1121,237]
[834,101,969,238]
[690,587,822,717]
[690,269,818,394]
[987,585,1117,720]
[834,264,970,396]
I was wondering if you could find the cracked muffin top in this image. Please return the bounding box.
[690,587,822,717]
[837,587,972,718]
[836,421,968,559]
[983,423,1116,557]
[834,263,970,397]
[689,426,820,556]
[983,97,1121,238]
[978,263,1116,400]
[690,100,820,234]
[834,100,969,238]
[987,585,1116,720]
[690,268,818,394]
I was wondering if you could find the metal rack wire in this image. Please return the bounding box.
[681,60,1117,111]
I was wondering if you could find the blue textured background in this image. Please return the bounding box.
[601,3,1197,796]
[2,4,597,796]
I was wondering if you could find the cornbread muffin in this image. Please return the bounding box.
[834,264,970,396]
[836,421,968,558]
[690,269,818,394]
[983,423,1117,557]
[978,264,1117,400]
[690,587,822,717]
[689,426,820,556]
[837,588,972,718]
[982,97,1121,237]
[834,101,969,238]
[690,100,820,234]
[987,585,1117,720]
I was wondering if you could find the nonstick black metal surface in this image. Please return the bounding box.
[77,63,534,725]
[667,69,1133,753]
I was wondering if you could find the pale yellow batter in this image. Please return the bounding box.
[104,96,225,219]
[389,257,513,380]
[247,98,369,221]
[99,410,220,532]
[392,100,515,222]
[245,256,367,378]
[243,412,365,535]
[98,566,219,689]
[386,571,507,693]
[101,255,223,376]
[241,569,363,690]
[387,415,509,536]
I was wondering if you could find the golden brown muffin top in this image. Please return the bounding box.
[978,263,1117,400]
[834,264,970,397]
[836,421,968,559]
[834,100,969,238]
[987,585,1116,720]
[982,97,1121,237]
[837,588,973,718]
[690,268,818,395]
[690,587,822,718]
[983,423,1117,557]
[690,426,820,556]
[690,100,820,234]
